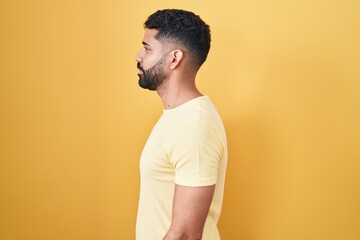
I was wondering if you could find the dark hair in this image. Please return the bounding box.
[144,9,211,68]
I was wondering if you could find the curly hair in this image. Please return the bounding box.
[144,9,211,68]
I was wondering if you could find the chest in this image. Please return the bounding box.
[139,120,177,182]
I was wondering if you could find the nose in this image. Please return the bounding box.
[135,48,144,63]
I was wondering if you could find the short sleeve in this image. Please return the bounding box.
[170,119,224,186]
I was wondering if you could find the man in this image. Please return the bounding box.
[135,9,228,240]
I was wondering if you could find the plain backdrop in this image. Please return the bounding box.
[0,1,359,239]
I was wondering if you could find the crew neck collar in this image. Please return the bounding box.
[163,95,209,113]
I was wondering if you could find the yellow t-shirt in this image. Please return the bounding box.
[136,96,228,240]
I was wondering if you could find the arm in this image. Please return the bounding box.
[163,184,215,240]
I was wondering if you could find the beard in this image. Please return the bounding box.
[137,56,168,91]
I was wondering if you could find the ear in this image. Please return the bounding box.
[169,50,184,69]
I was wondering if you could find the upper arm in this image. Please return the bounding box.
[171,120,224,187]
[164,119,223,239]
[164,184,215,240]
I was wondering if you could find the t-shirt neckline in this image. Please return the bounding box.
[163,95,209,113]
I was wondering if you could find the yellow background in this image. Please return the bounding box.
[1,1,359,239]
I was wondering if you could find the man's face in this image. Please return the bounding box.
[135,29,168,91]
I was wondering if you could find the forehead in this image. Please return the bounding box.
[143,28,162,48]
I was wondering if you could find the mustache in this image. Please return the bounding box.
[137,62,145,72]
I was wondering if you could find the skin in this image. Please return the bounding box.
[135,29,216,240]
[163,185,215,240]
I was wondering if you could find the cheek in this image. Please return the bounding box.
[142,54,163,70]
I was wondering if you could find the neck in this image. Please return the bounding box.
[156,74,203,109]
